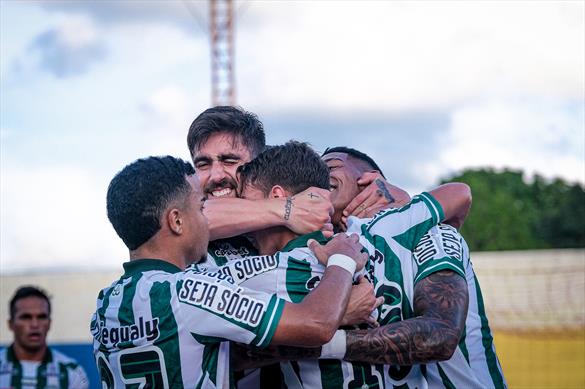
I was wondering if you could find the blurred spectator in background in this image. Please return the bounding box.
[0,286,89,389]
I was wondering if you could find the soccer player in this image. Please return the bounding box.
[187,106,382,387]
[0,286,89,389]
[91,155,368,388]
[196,141,472,388]
[187,106,334,266]
[321,146,507,388]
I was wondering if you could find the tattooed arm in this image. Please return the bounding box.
[206,187,334,240]
[342,172,411,225]
[343,270,468,364]
[232,270,467,369]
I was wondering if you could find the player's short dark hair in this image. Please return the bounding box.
[10,286,51,320]
[187,106,266,158]
[107,156,195,250]
[239,141,330,195]
[322,146,386,178]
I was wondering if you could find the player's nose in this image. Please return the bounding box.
[209,162,227,181]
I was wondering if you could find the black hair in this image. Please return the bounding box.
[10,286,51,320]
[322,146,386,178]
[187,106,266,158]
[239,141,330,195]
[107,156,195,250]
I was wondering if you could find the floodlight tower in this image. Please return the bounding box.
[210,0,235,106]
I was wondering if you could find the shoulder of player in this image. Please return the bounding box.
[47,348,82,367]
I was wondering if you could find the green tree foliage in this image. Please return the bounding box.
[441,168,585,251]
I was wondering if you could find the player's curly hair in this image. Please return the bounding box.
[238,141,329,196]
[187,106,266,159]
[106,156,195,250]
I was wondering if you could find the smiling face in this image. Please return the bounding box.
[322,152,363,226]
[9,296,51,355]
[192,133,253,199]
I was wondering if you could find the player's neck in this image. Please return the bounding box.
[254,226,298,255]
[12,343,46,362]
[130,238,188,270]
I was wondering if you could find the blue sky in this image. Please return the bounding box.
[1,0,584,272]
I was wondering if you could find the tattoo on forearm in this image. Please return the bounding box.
[375,179,396,204]
[284,197,293,220]
[344,270,468,365]
[308,192,319,199]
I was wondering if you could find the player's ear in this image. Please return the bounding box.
[269,185,287,199]
[167,208,183,235]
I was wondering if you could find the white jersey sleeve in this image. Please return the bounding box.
[175,269,286,348]
[347,192,445,251]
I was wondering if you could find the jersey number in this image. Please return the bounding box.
[97,346,169,388]
[344,365,383,389]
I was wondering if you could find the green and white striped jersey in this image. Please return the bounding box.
[0,346,89,389]
[199,192,452,389]
[207,236,259,267]
[90,259,286,389]
[420,224,507,389]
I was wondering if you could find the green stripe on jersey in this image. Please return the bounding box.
[437,365,456,389]
[36,362,47,389]
[393,218,437,252]
[285,256,313,303]
[413,259,465,284]
[458,324,470,364]
[190,333,222,386]
[419,192,445,222]
[474,277,506,389]
[253,295,286,348]
[319,360,343,389]
[150,281,183,388]
[59,363,70,388]
[117,272,143,349]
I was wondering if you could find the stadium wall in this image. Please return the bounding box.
[1,249,583,388]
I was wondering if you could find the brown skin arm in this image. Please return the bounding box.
[205,187,333,240]
[270,234,369,346]
[343,172,411,221]
[344,270,468,364]
[428,183,472,229]
[232,270,468,369]
[270,266,352,346]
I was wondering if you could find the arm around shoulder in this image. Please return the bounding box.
[428,183,472,229]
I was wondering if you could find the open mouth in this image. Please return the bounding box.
[210,188,233,197]
[28,333,42,342]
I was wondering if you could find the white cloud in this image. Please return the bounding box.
[237,1,584,112]
[0,165,125,272]
[441,98,585,183]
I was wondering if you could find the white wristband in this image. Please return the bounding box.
[327,254,356,275]
[320,330,347,359]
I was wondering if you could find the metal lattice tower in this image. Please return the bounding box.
[210,0,235,106]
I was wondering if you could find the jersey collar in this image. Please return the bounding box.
[281,231,329,252]
[7,345,52,364]
[123,259,182,275]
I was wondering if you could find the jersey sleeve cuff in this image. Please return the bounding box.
[414,259,465,285]
[252,295,286,348]
[418,192,445,224]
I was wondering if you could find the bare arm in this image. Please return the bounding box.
[233,271,467,368]
[270,234,369,346]
[428,183,472,229]
[343,270,468,364]
[205,187,333,240]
